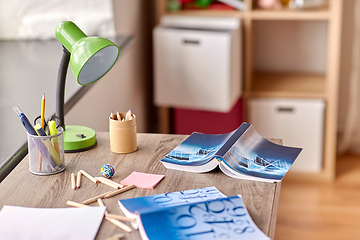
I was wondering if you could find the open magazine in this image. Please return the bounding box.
[160,123,302,182]
[118,187,270,240]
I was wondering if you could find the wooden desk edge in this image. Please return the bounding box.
[268,181,282,239]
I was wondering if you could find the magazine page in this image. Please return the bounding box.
[119,186,227,229]
[160,129,235,172]
[219,124,302,182]
[138,195,270,240]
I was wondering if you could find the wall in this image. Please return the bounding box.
[337,0,355,136]
[65,0,156,133]
[254,20,327,73]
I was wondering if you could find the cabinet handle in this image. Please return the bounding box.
[183,39,200,45]
[277,107,294,112]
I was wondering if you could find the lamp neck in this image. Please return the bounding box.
[55,21,87,52]
[56,46,70,130]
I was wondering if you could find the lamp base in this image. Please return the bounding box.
[63,125,97,153]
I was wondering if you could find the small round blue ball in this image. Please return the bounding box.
[100,164,115,179]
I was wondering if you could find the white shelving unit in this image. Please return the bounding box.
[155,0,343,181]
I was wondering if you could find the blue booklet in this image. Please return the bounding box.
[136,195,270,240]
[119,186,227,229]
[160,123,302,182]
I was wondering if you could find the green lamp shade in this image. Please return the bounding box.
[55,21,119,85]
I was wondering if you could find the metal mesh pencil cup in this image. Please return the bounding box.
[27,127,65,175]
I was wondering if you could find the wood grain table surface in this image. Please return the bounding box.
[0,133,281,240]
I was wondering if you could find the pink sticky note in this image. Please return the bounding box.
[121,172,165,189]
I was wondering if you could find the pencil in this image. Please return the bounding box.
[71,173,76,190]
[82,190,114,205]
[97,177,123,188]
[98,198,132,232]
[104,184,136,199]
[95,177,120,189]
[104,233,125,240]
[79,170,98,184]
[97,198,106,208]
[41,94,45,128]
[105,216,132,232]
[48,120,60,155]
[38,94,46,171]
[125,109,132,120]
[116,111,121,121]
[76,171,81,188]
[105,213,136,223]
[67,200,89,208]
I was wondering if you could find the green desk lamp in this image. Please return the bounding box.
[55,21,119,152]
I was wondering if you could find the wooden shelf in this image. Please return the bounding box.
[165,7,329,20]
[251,6,330,20]
[167,10,244,18]
[248,71,326,98]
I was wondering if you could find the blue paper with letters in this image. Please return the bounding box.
[137,195,270,240]
[120,186,226,214]
[119,186,227,229]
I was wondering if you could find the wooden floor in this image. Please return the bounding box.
[275,154,360,240]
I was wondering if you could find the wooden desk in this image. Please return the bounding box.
[0,133,281,240]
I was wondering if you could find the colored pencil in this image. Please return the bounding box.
[82,191,114,205]
[79,170,98,184]
[104,184,136,199]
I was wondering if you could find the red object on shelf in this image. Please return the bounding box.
[174,98,244,135]
[208,2,236,10]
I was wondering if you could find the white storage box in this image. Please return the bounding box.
[248,98,325,173]
[153,16,242,112]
